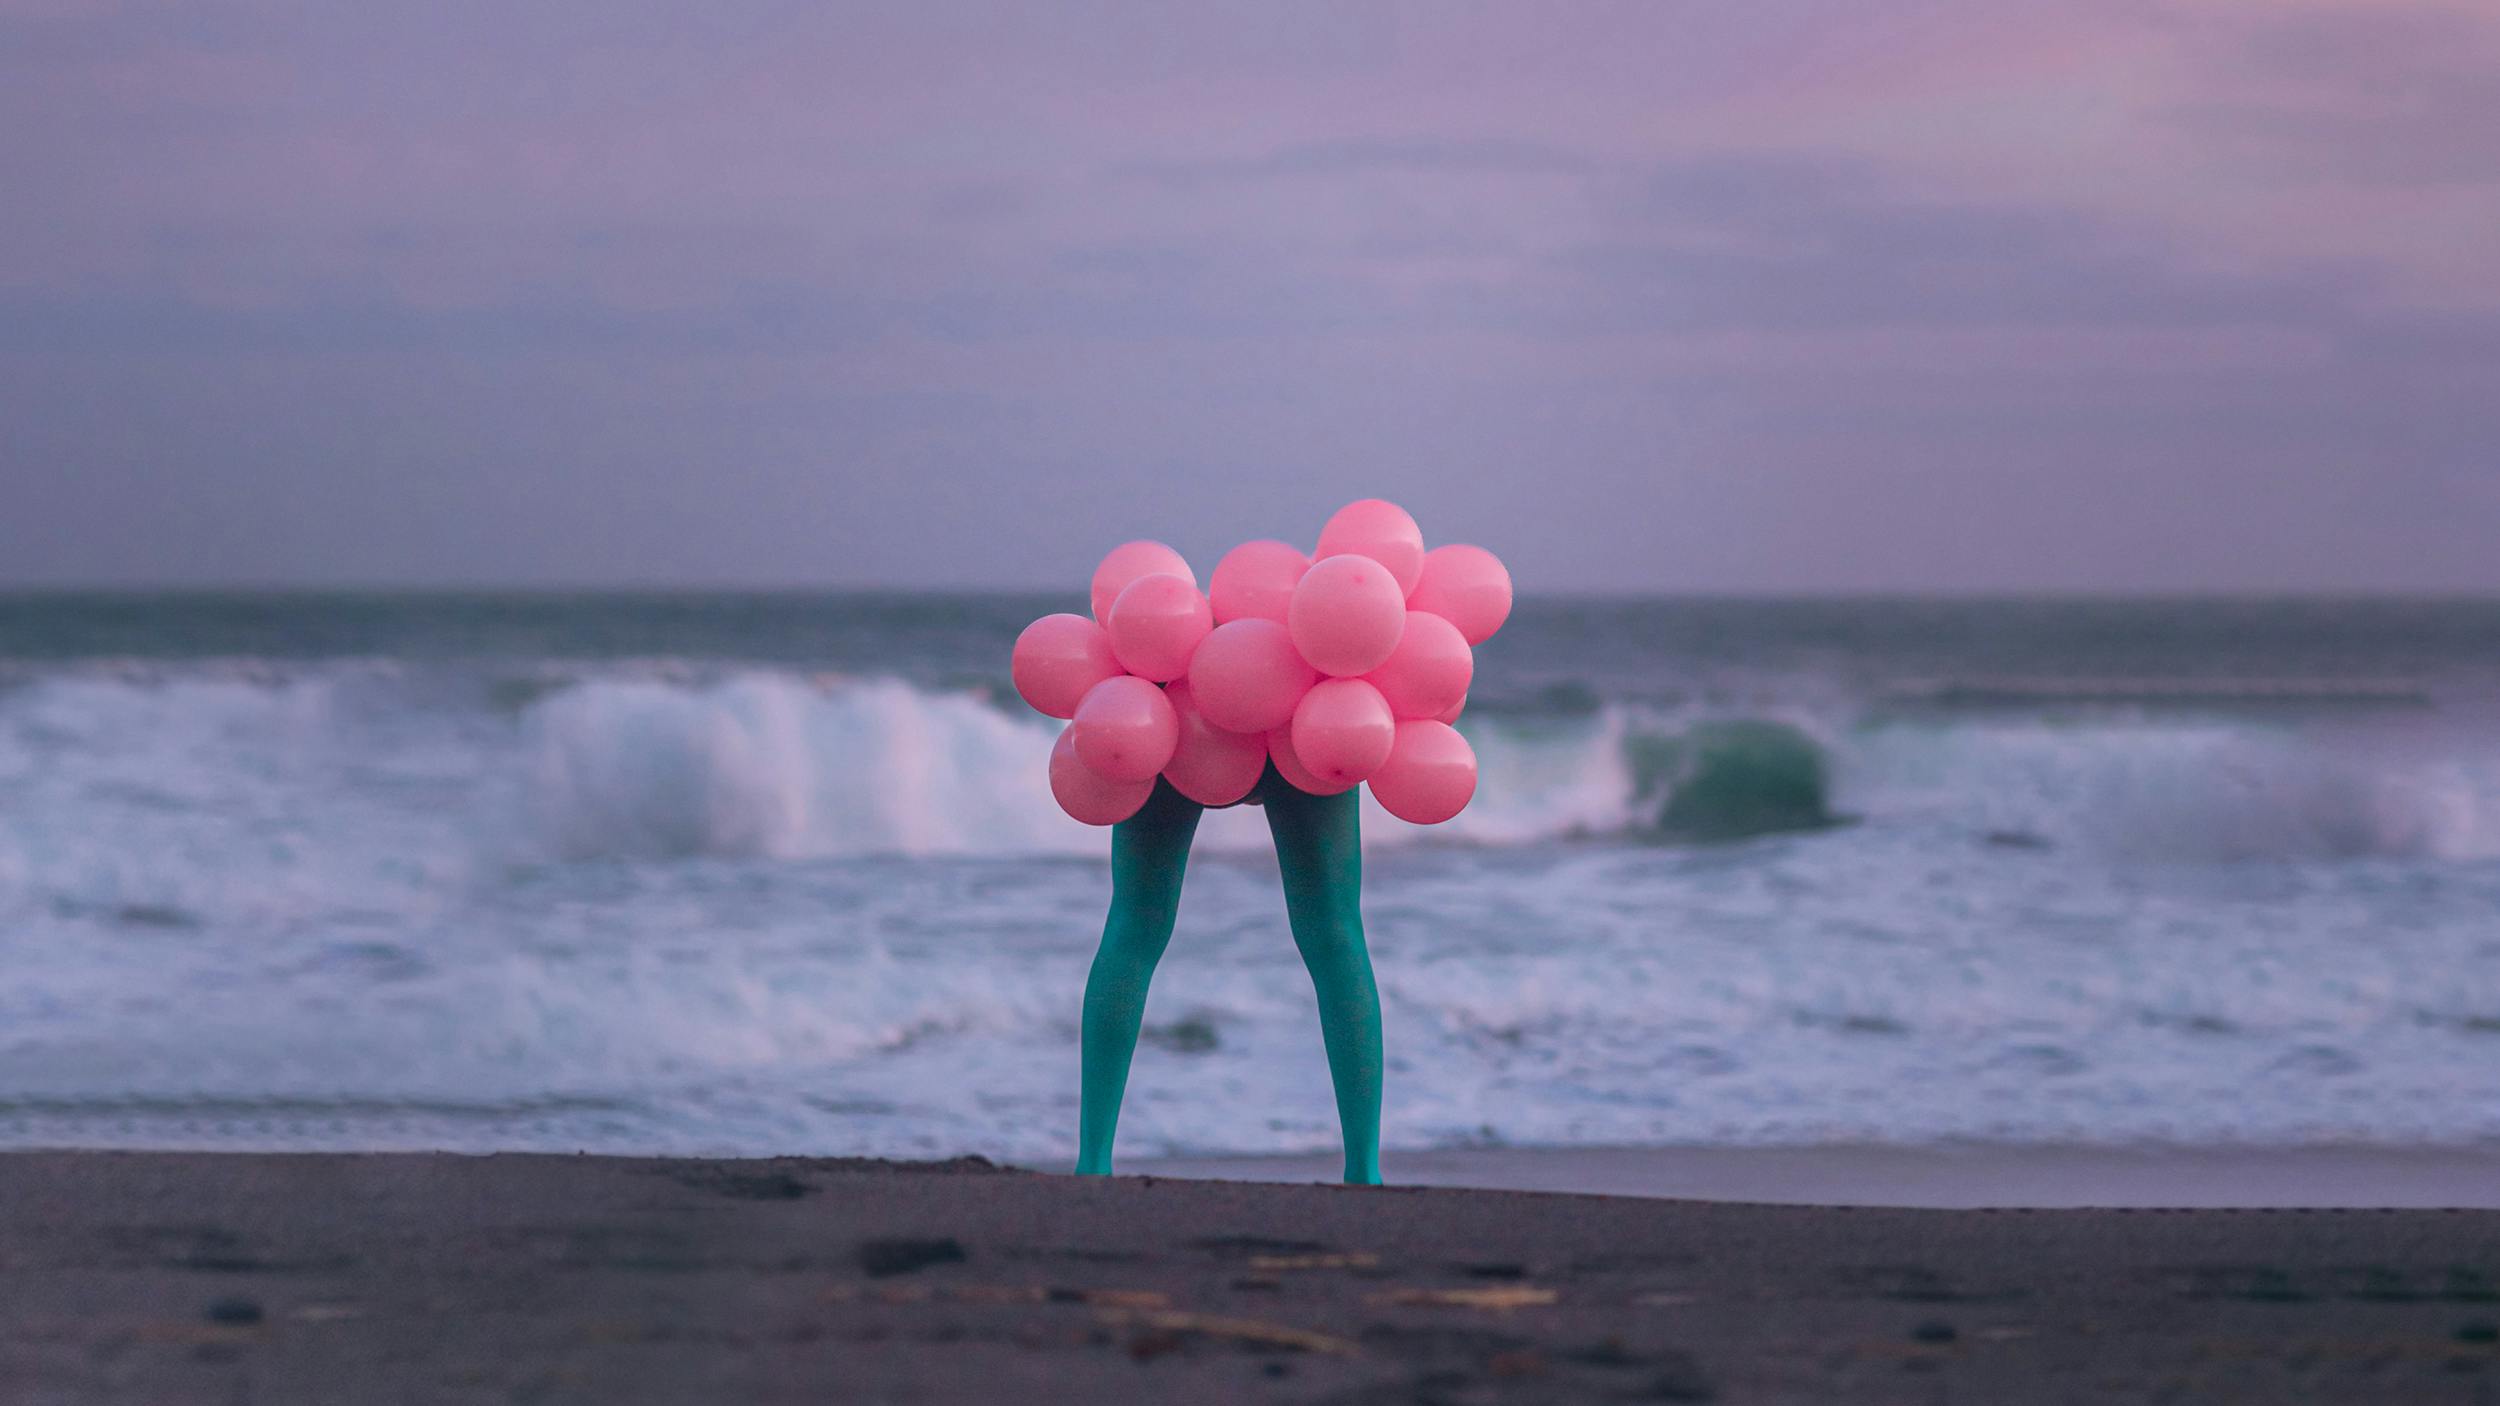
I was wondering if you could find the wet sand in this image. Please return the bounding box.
[1137,1142,2500,1208]
[4,1151,2499,1403]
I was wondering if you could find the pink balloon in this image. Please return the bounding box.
[1186,618,1317,734]
[1408,543,1513,645]
[1071,675,1178,783]
[1105,572,1212,682]
[1090,540,1194,623]
[1368,719,1477,825]
[1050,726,1152,825]
[1435,696,1466,726]
[1288,554,1407,678]
[1011,613,1122,719]
[1364,610,1473,720]
[1209,540,1310,625]
[1160,678,1266,806]
[1290,678,1396,788]
[1316,499,1426,598]
[1264,723,1351,797]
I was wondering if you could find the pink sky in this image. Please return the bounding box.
[4,0,2496,589]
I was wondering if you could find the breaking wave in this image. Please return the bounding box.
[0,663,2494,880]
[6,656,2500,1159]
[513,672,2500,864]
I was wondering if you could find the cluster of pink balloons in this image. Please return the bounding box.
[1012,500,1513,828]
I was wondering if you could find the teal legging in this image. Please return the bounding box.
[1075,764,1383,1184]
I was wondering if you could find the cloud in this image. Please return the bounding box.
[2160,8,2500,186]
[2,0,2495,589]
[1119,136,1597,188]
[1543,154,2384,339]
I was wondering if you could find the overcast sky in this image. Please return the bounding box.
[4,0,2496,591]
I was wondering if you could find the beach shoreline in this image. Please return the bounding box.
[5,1150,2498,1403]
[1131,1141,2500,1209]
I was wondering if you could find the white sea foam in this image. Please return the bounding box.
[506,673,2500,864]
[1838,715,2500,863]
[4,663,2497,883]
[524,674,1077,861]
[5,661,2500,1160]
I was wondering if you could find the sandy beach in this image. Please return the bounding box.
[1139,1143,2500,1209]
[4,1152,2498,1404]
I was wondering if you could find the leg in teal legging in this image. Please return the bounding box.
[1074,766,1384,1184]
[1074,779,1202,1176]
[1261,775,1383,1185]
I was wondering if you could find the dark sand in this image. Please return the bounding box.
[5,1153,2499,1404]
[1139,1143,2500,1208]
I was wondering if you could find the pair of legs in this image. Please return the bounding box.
[1074,764,1383,1184]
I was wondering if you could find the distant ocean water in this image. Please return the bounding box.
[2,593,2497,1161]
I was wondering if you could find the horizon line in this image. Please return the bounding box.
[3,583,2498,604]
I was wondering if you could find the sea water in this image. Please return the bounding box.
[2,594,2496,1161]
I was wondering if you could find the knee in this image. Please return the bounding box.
[1108,877,1186,933]
[1294,922,1375,984]
[1085,941,1161,1010]
[1095,901,1178,976]
[1284,892,1364,945]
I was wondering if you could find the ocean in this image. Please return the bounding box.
[2,593,2496,1163]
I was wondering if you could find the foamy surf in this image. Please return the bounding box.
[4,591,2499,1162]
[3,661,2496,882]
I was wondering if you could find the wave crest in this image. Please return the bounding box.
[525,675,1069,860]
[4,663,2493,868]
